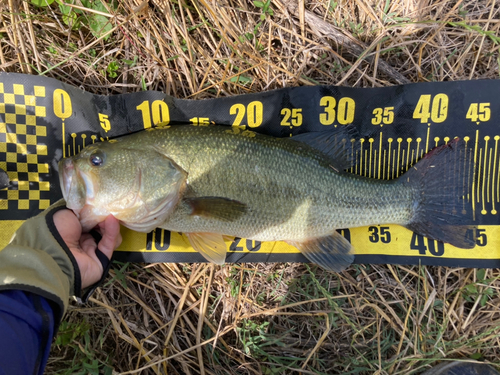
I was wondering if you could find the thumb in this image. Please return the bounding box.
[97,215,122,260]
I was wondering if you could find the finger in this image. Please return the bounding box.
[79,233,97,254]
[53,209,82,248]
[96,215,121,260]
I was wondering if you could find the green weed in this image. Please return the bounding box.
[448,21,500,45]
[236,318,299,372]
[122,56,138,68]
[349,22,364,38]
[104,261,130,288]
[382,0,411,24]
[53,320,113,375]
[328,0,338,12]
[104,61,119,78]
[462,269,497,307]
[31,0,56,6]
[253,0,273,21]
[31,0,117,41]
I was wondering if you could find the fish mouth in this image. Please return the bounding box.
[58,158,86,212]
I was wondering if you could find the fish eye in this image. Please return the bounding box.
[89,151,105,167]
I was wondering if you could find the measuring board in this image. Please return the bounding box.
[0,72,498,268]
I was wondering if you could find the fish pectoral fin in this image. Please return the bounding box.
[184,197,247,222]
[186,232,227,265]
[287,231,354,272]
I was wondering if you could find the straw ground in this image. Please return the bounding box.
[1,0,500,374]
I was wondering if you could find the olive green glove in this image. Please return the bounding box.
[0,200,82,323]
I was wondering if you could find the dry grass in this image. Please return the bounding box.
[1,0,500,374]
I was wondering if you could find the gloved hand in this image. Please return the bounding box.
[53,208,121,289]
[0,200,122,324]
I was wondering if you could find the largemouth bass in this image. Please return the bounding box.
[59,125,476,271]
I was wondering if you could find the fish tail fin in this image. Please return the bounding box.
[403,138,477,249]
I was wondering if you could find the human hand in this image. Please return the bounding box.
[53,209,122,289]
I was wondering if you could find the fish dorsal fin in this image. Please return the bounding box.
[287,231,354,272]
[291,125,360,171]
[186,232,227,265]
[184,197,247,222]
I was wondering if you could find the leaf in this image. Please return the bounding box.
[433,299,443,308]
[31,0,55,6]
[470,352,483,360]
[477,268,486,281]
[88,14,113,40]
[61,9,80,29]
[55,330,73,346]
[229,75,253,84]
[75,0,115,40]
[57,1,81,15]
[485,288,495,296]
[123,56,138,67]
[464,284,478,294]
[253,1,264,7]
[253,21,263,33]
[106,61,119,78]
[480,294,488,307]
[329,1,338,11]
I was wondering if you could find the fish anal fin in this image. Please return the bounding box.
[185,197,247,222]
[287,231,354,272]
[186,232,227,265]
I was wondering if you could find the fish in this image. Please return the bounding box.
[58,125,476,272]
